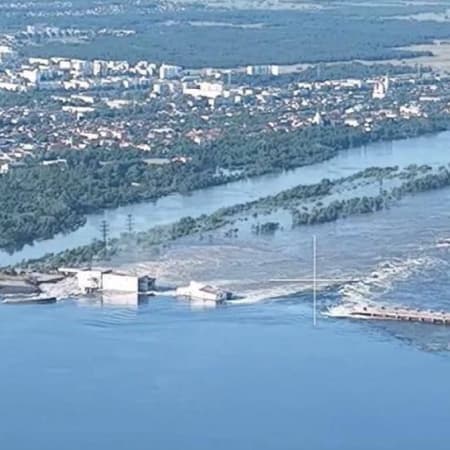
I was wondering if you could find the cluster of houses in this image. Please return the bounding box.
[0,31,449,174]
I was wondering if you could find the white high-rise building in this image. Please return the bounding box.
[246,65,280,76]
[182,81,224,99]
[312,111,323,125]
[93,60,108,77]
[159,64,182,80]
[71,59,93,76]
[20,68,40,85]
[372,75,389,99]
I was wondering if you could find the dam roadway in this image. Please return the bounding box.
[327,304,450,325]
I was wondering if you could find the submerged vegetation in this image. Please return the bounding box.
[292,195,386,226]
[9,164,450,272]
[1,116,449,252]
[292,166,450,226]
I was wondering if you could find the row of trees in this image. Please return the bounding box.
[292,195,386,226]
[292,167,450,227]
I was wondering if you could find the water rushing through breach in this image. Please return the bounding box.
[2,132,450,449]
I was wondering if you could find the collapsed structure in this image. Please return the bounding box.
[176,281,232,304]
[58,268,155,294]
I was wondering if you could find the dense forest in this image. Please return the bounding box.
[0,155,227,252]
[16,4,450,67]
[1,115,449,251]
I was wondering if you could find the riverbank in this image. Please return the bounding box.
[1,115,450,253]
[4,128,450,267]
[5,159,450,353]
[8,163,450,274]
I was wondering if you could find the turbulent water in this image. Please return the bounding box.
[2,132,450,449]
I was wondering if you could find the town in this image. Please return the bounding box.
[0,25,449,173]
[4,0,450,446]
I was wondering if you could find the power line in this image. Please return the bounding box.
[100,219,109,247]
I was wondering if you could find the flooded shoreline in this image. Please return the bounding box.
[4,131,450,351]
[2,134,450,448]
[3,131,450,266]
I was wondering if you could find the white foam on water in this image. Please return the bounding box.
[323,303,357,318]
[228,283,319,305]
[327,256,443,316]
[157,289,177,297]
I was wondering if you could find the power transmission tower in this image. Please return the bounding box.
[126,213,134,234]
[313,235,317,327]
[100,219,109,248]
[379,176,384,195]
[417,63,422,79]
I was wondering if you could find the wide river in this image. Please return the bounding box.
[2,132,450,449]
[2,131,450,265]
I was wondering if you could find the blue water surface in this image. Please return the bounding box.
[1,296,450,450]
